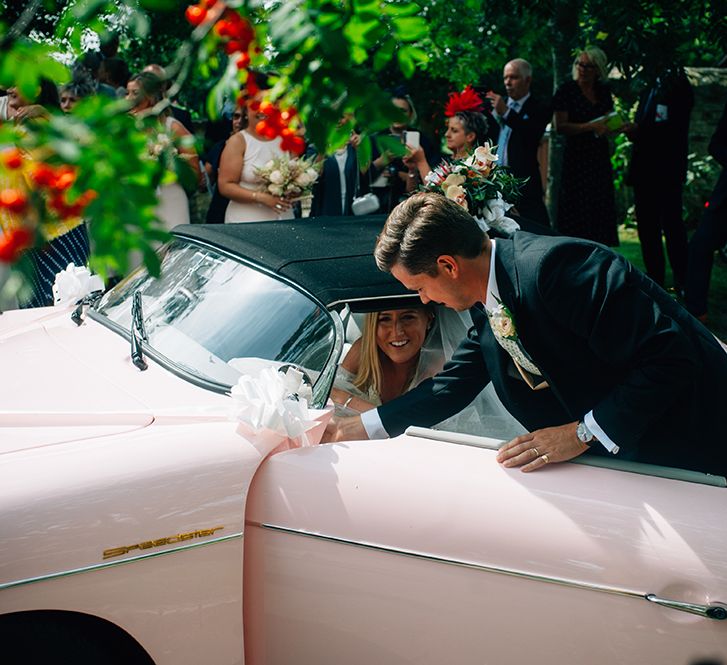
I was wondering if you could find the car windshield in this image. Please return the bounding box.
[95,240,337,391]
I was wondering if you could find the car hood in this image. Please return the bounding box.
[0,307,154,454]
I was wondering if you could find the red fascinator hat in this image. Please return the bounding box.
[444,85,484,117]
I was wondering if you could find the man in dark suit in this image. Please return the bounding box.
[486,59,551,227]
[686,98,727,321]
[326,193,727,477]
[627,67,694,291]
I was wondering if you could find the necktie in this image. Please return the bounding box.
[497,100,519,168]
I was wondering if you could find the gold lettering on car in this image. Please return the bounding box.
[103,526,225,560]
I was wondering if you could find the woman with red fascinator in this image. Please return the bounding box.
[405,85,492,183]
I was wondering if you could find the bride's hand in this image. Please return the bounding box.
[258,192,291,212]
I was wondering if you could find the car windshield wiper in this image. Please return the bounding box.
[131,290,149,371]
[71,289,104,326]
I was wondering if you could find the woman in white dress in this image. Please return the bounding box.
[126,72,200,232]
[218,89,294,223]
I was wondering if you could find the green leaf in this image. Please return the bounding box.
[351,44,368,64]
[138,0,179,9]
[382,2,421,17]
[343,18,380,46]
[392,16,428,41]
[375,134,407,158]
[353,0,379,13]
[397,46,415,78]
[357,133,372,170]
[373,39,396,71]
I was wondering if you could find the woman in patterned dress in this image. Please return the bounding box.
[553,47,619,246]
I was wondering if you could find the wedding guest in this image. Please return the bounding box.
[204,106,247,224]
[405,85,489,182]
[126,71,201,230]
[486,59,551,227]
[370,90,440,213]
[142,63,195,133]
[627,66,693,291]
[99,57,130,98]
[218,76,293,223]
[553,47,619,246]
[325,192,727,478]
[59,65,96,113]
[686,98,727,322]
[310,128,364,217]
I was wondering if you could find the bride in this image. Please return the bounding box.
[331,305,524,441]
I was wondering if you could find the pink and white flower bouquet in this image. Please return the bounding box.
[423,143,524,235]
[255,154,320,202]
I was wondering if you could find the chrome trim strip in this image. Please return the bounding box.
[328,294,420,309]
[0,532,243,591]
[258,523,644,601]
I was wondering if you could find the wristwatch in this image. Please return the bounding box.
[576,420,597,446]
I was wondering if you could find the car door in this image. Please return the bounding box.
[244,429,727,664]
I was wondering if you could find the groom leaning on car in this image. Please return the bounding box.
[324,192,727,478]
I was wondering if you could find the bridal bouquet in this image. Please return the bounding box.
[255,154,320,201]
[422,144,524,235]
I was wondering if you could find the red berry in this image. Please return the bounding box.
[214,21,230,37]
[185,5,207,27]
[0,188,28,213]
[0,227,34,263]
[236,52,250,70]
[51,166,76,191]
[288,136,306,156]
[225,40,244,55]
[31,163,55,187]
[1,148,23,170]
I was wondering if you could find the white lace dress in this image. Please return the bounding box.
[225,130,295,223]
[156,117,190,231]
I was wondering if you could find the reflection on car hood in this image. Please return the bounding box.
[0,307,154,454]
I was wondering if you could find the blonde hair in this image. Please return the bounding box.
[572,47,608,81]
[353,312,383,397]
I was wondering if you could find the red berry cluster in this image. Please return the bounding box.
[250,99,305,155]
[185,4,305,156]
[0,227,34,263]
[30,163,98,219]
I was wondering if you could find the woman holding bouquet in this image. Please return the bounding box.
[218,84,294,223]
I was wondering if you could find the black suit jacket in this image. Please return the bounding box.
[707,100,727,208]
[310,145,360,217]
[378,233,727,476]
[496,96,551,225]
[629,71,694,186]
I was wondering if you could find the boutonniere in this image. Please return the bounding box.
[488,295,517,340]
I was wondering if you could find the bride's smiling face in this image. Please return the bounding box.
[376,309,431,365]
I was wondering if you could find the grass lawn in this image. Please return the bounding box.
[615,225,727,341]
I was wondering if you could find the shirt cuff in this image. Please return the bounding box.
[360,408,389,440]
[584,411,620,454]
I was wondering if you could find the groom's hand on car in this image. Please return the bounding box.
[496,422,589,472]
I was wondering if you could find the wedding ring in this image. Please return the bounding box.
[275,204,282,210]
[541,454,550,464]
[532,447,539,457]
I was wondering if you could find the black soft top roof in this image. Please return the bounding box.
[173,215,418,310]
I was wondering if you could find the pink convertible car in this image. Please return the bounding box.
[1,217,726,664]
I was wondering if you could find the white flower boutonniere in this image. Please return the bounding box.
[489,295,517,340]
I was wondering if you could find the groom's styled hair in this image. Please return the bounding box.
[375,192,488,276]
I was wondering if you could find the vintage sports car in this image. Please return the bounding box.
[1,216,726,664]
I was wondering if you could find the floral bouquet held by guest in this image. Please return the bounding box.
[422,142,524,236]
[255,155,319,218]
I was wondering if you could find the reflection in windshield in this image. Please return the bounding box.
[96,240,336,390]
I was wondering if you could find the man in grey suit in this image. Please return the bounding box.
[325,193,727,477]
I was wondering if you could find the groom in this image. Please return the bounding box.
[325,192,727,477]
